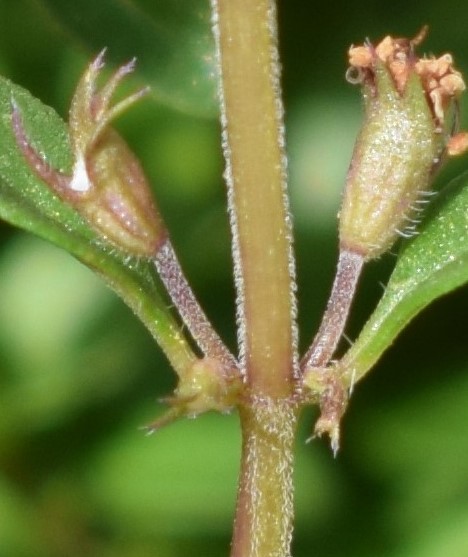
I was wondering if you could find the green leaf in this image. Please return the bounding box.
[40,0,217,117]
[0,75,196,375]
[339,173,468,385]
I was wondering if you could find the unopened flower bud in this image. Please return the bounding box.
[340,29,466,259]
[144,357,242,433]
[12,50,166,257]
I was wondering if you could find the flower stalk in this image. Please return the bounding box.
[153,238,237,371]
[301,248,364,370]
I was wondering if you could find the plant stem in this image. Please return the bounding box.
[301,249,364,371]
[211,0,298,555]
[232,400,298,557]
[211,0,297,394]
[154,238,237,371]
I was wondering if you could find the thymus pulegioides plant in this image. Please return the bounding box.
[1,3,468,556]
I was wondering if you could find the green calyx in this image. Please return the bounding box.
[145,357,243,432]
[339,60,445,260]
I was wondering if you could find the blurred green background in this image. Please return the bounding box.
[0,1,467,556]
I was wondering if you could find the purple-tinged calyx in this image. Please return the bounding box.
[12,50,165,257]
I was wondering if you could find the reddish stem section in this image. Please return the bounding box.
[154,239,238,372]
[301,249,364,370]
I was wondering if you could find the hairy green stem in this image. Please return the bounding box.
[232,400,299,557]
[211,0,298,555]
[211,0,297,393]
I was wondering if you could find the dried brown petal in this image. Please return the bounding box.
[447,132,468,156]
[347,28,466,124]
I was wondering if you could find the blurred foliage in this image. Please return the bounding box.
[0,1,467,556]
[40,0,218,117]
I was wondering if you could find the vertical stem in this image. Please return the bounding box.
[232,400,298,557]
[301,249,364,371]
[212,0,298,396]
[211,1,298,556]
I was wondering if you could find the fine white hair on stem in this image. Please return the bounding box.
[266,0,299,379]
[301,249,364,371]
[210,0,299,379]
[154,238,238,371]
[210,0,247,377]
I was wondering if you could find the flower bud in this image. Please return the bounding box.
[12,51,166,257]
[340,29,466,259]
[144,357,242,433]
